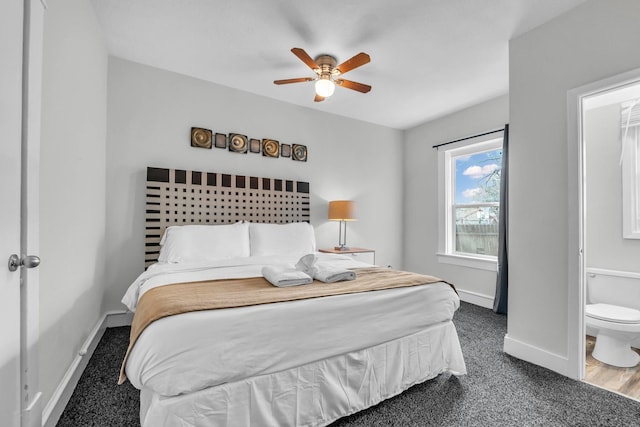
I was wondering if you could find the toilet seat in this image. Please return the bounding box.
[586,303,640,324]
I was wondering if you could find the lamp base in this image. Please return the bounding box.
[334,246,351,251]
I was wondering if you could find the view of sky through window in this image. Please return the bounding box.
[454,148,502,205]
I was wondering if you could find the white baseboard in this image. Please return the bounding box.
[503,333,570,377]
[457,288,494,309]
[42,310,132,427]
[106,310,134,328]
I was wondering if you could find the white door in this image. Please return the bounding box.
[0,1,26,425]
[1,1,43,425]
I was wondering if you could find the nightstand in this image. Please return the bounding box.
[319,247,375,265]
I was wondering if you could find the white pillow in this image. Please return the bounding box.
[158,222,250,263]
[249,222,316,257]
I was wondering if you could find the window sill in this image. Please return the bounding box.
[436,253,497,272]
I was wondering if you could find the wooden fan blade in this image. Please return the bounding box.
[274,77,315,85]
[335,79,371,93]
[291,48,320,71]
[335,52,370,75]
[314,94,325,102]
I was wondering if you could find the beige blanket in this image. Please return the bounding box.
[118,267,452,384]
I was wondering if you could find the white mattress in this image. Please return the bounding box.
[122,254,461,398]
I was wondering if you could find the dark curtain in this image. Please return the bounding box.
[493,124,509,314]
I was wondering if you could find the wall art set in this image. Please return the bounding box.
[190,127,308,162]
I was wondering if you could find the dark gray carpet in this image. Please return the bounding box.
[56,326,139,426]
[57,302,640,426]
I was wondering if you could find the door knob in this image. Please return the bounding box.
[8,254,40,272]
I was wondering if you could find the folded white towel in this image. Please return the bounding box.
[313,263,356,283]
[262,265,313,287]
[295,253,318,276]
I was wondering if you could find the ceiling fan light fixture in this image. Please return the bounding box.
[275,48,371,101]
[315,78,335,98]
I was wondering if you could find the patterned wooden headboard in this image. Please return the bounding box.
[145,167,310,268]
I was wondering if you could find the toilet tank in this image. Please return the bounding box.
[587,268,640,311]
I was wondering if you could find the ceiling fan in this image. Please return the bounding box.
[274,48,372,102]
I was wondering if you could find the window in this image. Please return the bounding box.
[621,101,640,239]
[437,134,503,270]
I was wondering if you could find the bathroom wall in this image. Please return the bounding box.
[585,103,640,273]
[585,101,640,349]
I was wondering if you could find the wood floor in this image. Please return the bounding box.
[584,335,640,400]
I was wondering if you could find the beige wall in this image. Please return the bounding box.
[40,0,108,415]
[104,58,404,312]
[403,95,509,306]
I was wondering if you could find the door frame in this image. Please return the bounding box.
[1,0,26,424]
[21,0,45,426]
[567,67,640,381]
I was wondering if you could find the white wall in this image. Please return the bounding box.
[403,95,509,306]
[508,0,640,374]
[40,0,108,413]
[104,58,404,311]
[585,104,640,273]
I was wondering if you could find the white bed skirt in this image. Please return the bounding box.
[140,320,466,427]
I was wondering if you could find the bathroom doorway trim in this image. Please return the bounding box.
[567,67,640,381]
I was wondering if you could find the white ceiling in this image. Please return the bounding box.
[90,0,588,130]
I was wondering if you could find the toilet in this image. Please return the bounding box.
[585,268,640,368]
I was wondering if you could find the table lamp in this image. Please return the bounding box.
[328,200,356,250]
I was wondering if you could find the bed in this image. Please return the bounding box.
[119,167,466,426]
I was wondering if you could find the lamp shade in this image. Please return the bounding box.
[328,200,356,221]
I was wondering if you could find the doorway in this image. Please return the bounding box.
[568,71,640,401]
